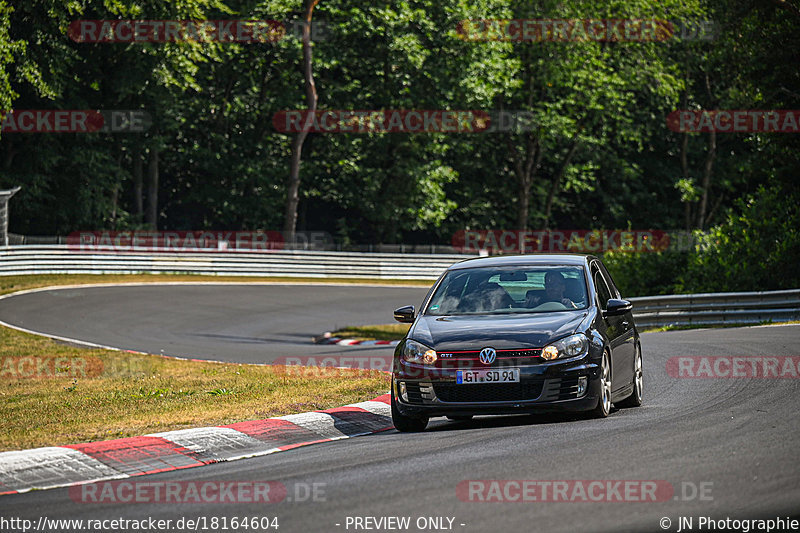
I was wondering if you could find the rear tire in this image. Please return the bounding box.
[590,351,612,418]
[617,345,643,408]
[391,386,429,432]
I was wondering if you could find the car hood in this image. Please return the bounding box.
[409,310,588,351]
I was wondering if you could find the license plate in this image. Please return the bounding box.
[456,368,520,384]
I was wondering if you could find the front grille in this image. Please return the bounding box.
[433,381,544,403]
[436,348,543,368]
[497,350,543,359]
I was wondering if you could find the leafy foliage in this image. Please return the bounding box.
[680,184,800,292]
[0,0,797,294]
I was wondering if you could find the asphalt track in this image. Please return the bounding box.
[0,284,430,362]
[1,284,800,533]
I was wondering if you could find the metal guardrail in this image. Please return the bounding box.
[0,245,469,280]
[630,289,800,327]
[0,245,797,326]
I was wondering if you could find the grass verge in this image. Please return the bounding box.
[0,324,389,452]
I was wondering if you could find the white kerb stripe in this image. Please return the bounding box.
[0,447,125,493]
[276,412,350,439]
[149,427,277,462]
[343,400,391,417]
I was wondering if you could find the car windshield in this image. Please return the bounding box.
[425,265,588,316]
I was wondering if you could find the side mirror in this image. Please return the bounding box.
[604,298,632,317]
[393,305,415,323]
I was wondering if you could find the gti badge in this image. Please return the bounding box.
[479,347,496,365]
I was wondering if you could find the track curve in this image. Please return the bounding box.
[1,284,799,532]
[0,283,429,363]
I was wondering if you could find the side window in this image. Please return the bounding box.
[592,267,612,310]
[597,261,621,298]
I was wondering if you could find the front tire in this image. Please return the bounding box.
[590,351,612,418]
[391,385,429,432]
[617,344,643,408]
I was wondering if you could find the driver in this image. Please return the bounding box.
[527,271,577,309]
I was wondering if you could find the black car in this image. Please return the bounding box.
[391,254,642,431]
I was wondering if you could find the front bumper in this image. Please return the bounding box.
[393,354,601,417]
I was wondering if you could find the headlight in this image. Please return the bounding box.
[402,339,438,365]
[541,333,588,360]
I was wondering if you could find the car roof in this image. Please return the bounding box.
[447,253,595,270]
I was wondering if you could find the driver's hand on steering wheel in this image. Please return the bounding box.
[561,298,577,309]
[526,296,542,308]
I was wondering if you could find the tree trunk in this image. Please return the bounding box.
[705,191,725,228]
[679,66,693,231]
[696,127,716,230]
[543,131,581,228]
[517,180,531,231]
[283,0,321,242]
[133,148,143,220]
[680,130,692,231]
[145,148,159,229]
[510,132,541,230]
[284,134,305,241]
[110,185,119,230]
[110,153,122,229]
[696,72,717,230]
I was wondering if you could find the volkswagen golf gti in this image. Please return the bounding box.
[390,254,642,431]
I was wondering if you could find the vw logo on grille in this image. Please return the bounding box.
[479,347,497,365]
